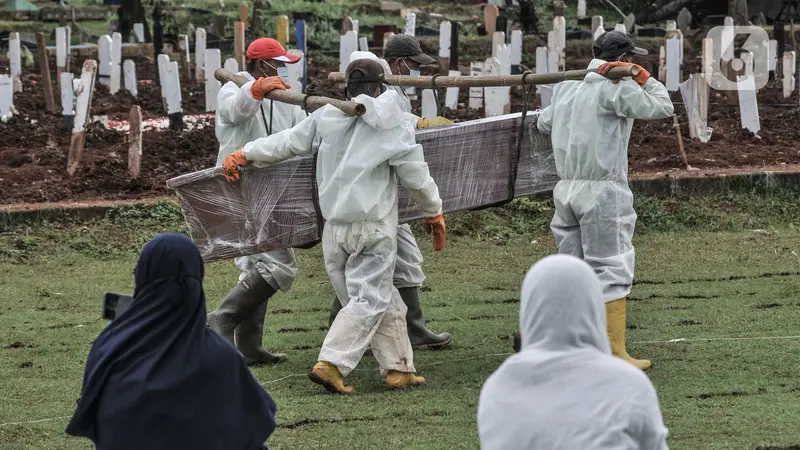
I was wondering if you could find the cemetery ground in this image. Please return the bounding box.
[2,193,800,449]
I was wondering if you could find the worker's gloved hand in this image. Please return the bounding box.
[597,62,651,86]
[250,76,291,101]
[222,149,248,182]
[417,116,454,129]
[424,214,446,252]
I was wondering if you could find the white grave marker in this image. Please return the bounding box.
[484,57,504,117]
[157,54,170,109]
[536,46,548,74]
[553,16,566,50]
[769,39,778,74]
[701,38,713,76]
[68,60,98,176]
[722,17,734,60]
[204,49,222,111]
[56,27,68,71]
[123,59,138,97]
[133,23,145,43]
[111,32,122,94]
[659,46,666,81]
[60,72,74,128]
[224,58,239,74]
[8,32,22,93]
[339,31,358,72]
[439,21,452,62]
[615,23,626,34]
[286,49,304,93]
[741,52,754,77]
[548,46,559,74]
[578,0,586,19]
[164,61,182,116]
[666,37,681,91]
[0,74,13,120]
[468,62,484,109]
[359,37,368,51]
[594,25,605,41]
[592,16,604,36]
[352,19,360,35]
[404,13,416,36]
[539,84,554,108]
[421,89,437,119]
[445,69,460,109]
[737,74,760,134]
[492,32,505,58]
[497,43,511,113]
[98,35,112,87]
[510,30,522,73]
[783,51,795,98]
[195,28,207,82]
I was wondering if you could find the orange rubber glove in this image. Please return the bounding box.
[596,61,651,86]
[222,149,248,182]
[250,76,291,101]
[424,214,446,252]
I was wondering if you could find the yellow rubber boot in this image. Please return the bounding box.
[606,298,651,371]
[308,361,354,394]
[386,371,426,389]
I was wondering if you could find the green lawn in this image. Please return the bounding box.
[2,197,800,449]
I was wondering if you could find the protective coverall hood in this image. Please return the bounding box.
[477,255,669,450]
[355,90,408,130]
[584,58,609,82]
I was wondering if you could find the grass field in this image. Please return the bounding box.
[2,194,800,449]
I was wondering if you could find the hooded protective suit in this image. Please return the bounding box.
[536,59,674,302]
[242,88,442,375]
[477,255,669,450]
[215,71,307,292]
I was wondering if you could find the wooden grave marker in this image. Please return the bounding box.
[35,32,56,113]
[60,72,74,130]
[445,69,460,110]
[666,36,681,91]
[468,62,484,110]
[404,13,416,36]
[111,32,122,94]
[98,35,112,87]
[195,28,207,82]
[0,74,12,120]
[234,22,246,71]
[339,31,358,72]
[421,89,437,119]
[484,5,499,35]
[783,51,795,98]
[123,59,138,97]
[67,60,97,176]
[484,57,504,117]
[56,27,69,91]
[277,15,289,47]
[439,21,451,74]
[510,30,522,74]
[133,23,145,43]
[128,105,143,178]
[737,74,760,134]
[9,32,22,93]
[205,49,222,112]
[164,61,183,130]
[287,50,304,94]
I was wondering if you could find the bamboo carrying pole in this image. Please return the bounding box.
[327,66,640,87]
[215,69,365,116]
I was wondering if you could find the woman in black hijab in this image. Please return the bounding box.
[66,233,277,450]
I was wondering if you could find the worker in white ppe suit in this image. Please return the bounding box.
[536,30,674,370]
[478,254,669,450]
[221,59,447,394]
[323,46,455,352]
[207,37,306,365]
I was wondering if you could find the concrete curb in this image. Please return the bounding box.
[2,168,799,229]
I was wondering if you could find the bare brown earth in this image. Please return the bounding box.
[1,48,799,206]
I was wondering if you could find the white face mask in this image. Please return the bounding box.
[402,59,421,78]
[277,66,290,82]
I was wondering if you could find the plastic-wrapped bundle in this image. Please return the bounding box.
[166,111,557,262]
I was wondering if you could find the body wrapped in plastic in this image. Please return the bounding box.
[166,112,557,262]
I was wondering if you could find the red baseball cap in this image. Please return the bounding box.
[246,38,301,64]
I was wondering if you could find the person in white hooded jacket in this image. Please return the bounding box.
[222,59,446,394]
[478,254,669,450]
[206,37,307,365]
[536,31,674,370]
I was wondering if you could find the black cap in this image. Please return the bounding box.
[592,30,648,60]
[383,34,437,65]
[346,59,385,84]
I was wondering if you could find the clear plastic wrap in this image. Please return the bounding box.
[166,111,558,262]
[679,74,713,143]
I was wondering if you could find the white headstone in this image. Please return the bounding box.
[484,57,504,117]
[339,30,358,72]
[658,46,666,81]
[204,49,222,111]
[615,23,626,34]
[179,34,190,66]
[98,35,112,87]
[195,28,207,82]
[701,38,713,76]
[768,39,778,73]
[741,52,754,77]
[421,89,437,119]
[164,61,182,115]
[510,30,522,67]
[0,74,12,119]
[157,54,170,106]
[439,21,452,59]
[224,58,239,74]
[553,16,566,50]
[666,37,681,91]
[539,84,554,108]
[497,44,511,112]
[547,47,560,74]
[74,61,97,133]
[56,27,68,68]
[536,46,548,74]
[593,25,605,41]
[133,23,145,43]
[666,20,677,32]
[359,37,369,51]
[547,30,555,49]
[352,19,360,35]
[404,13,416,36]
[737,74,760,134]
[722,17,734,60]
[445,69,460,109]
[110,32,122,94]
[8,32,22,93]
[468,62,484,109]
[60,72,74,116]
[492,32,505,58]
[123,59,138,97]
[578,0,587,18]
[783,51,795,98]
[591,16,604,36]
[286,49,304,93]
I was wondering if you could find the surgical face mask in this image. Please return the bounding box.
[277,66,290,82]
[402,59,420,77]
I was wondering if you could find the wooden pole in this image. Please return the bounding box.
[327,66,640,87]
[128,105,142,179]
[240,4,248,29]
[234,22,246,70]
[672,114,690,169]
[36,32,56,113]
[68,60,97,176]
[215,69,365,116]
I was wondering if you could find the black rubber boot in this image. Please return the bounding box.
[400,287,452,349]
[235,301,287,365]
[207,268,276,347]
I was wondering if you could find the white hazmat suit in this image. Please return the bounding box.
[477,254,669,449]
[241,88,442,376]
[215,71,307,292]
[536,59,674,302]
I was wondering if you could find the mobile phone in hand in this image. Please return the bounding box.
[102,292,134,321]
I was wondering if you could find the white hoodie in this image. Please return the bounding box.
[242,89,442,224]
[478,254,669,450]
